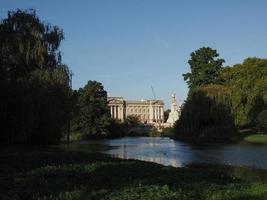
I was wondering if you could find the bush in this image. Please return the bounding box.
[162,127,175,137]
[106,119,127,138]
[148,128,162,137]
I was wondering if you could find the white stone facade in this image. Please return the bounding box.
[108,97,164,123]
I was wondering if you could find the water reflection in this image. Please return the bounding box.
[95,137,267,170]
[103,137,189,167]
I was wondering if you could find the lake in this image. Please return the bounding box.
[71,137,267,170]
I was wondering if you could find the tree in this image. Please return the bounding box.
[183,47,225,91]
[18,67,71,144]
[164,109,171,123]
[256,110,267,133]
[106,118,127,138]
[174,86,237,142]
[0,9,63,81]
[220,58,267,127]
[77,81,110,139]
[126,115,141,126]
[0,9,70,144]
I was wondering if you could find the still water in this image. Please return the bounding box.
[87,137,267,170]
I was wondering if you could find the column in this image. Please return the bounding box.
[110,105,113,118]
[149,104,153,123]
[119,106,122,121]
[155,106,157,122]
[118,106,121,120]
[161,107,164,122]
[157,106,159,122]
[116,106,118,119]
[113,106,116,118]
[113,106,116,119]
[121,105,125,122]
[152,105,155,122]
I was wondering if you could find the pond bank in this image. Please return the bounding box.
[244,134,267,144]
[1,147,267,200]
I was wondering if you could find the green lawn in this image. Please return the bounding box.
[244,134,267,144]
[1,146,267,200]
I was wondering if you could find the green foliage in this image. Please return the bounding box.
[70,82,130,140]
[74,81,110,139]
[221,58,267,127]
[161,127,175,137]
[175,87,237,142]
[183,47,225,91]
[0,9,71,144]
[1,147,267,200]
[106,119,127,138]
[148,127,174,137]
[256,110,267,132]
[179,47,267,142]
[148,128,162,137]
[18,68,70,144]
[126,115,141,126]
[0,9,63,81]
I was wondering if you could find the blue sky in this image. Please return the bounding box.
[1,0,267,108]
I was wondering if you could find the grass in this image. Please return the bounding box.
[244,134,267,144]
[1,146,267,200]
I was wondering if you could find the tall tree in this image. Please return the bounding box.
[183,47,225,91]
[0,9,70,144]
[77,81,110,139]
[176,47,236,142]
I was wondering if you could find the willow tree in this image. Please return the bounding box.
[175,85,237,142]
[0,9,71,144]
[0,9,64,80]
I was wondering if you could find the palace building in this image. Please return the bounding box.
[107,97,164,123]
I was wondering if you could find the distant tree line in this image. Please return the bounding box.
[175,47,267,142]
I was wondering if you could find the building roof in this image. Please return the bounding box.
[107,97,164,105]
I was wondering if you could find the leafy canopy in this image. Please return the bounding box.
[0,9,70,144]
[77,81,110,138]
[220,57,267,127]
[0,9,64,81]
[183,47,225,91]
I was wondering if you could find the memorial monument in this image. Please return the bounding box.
[167,93,180,125]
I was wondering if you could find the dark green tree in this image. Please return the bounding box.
[77,81,110,139]
[0,9,70,144]
[174,86,237,142]
[256,110,267,133]
[183,47,225,91]
[0,9,63,81]
[164,109,171,123]
[126,115,141,126]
